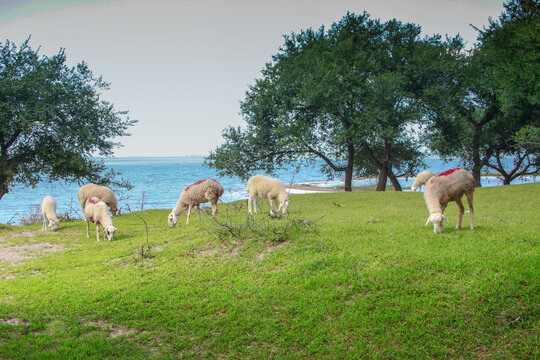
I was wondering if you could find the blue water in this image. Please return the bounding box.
[0,156,537,224]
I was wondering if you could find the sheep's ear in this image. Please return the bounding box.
[442,215,449,223]
[424,216,431,226]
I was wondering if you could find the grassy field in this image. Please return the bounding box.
[0,183,538,359]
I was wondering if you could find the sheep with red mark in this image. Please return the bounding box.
[424,168,475,234]
[77,184,118,216]
[83,197,117,241]
[247,175,290,216]
[168,179,224,228]
[411,170,435,191]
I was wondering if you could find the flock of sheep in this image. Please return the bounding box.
[39,168,475,239]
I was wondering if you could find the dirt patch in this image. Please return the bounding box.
[0,318,29,326]
[0,230,42,242]
[0,242,66,265]
[258,242,287,260]
[85,320,137,338]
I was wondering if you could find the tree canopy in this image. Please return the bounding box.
[206,12,458,191]
[0,38,136,200]
[422,0,540,186]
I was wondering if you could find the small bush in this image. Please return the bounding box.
[203,201,322,243]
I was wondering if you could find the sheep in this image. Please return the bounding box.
[247,175,290,216]
[83,197,117,241]
[411,170,435,191]
[423,168,475,234]
[168,179,224,228]
[41,195,59,231]
[77,184,118,215]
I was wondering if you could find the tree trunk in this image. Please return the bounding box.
[343,141,355,192]
[472,125,483,188]
[0,178,8,201]
[388,169,402,191]
[376,165,388,191]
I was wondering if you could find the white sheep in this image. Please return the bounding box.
[247,175,290,216]
[77,184,118,216]
[41,195,59,231]
[424,168,475,234]
[168,179,224,228]
[411,170,435,191]
[83,197,117,241]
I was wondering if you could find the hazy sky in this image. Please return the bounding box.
[0,0,504,157]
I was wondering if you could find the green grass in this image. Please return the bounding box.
[0,183,538,359]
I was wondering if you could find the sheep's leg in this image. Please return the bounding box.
[248,196,253,214]
[455,198,465,229]
[268,199,275,215]
[85,219,90,238]
[466,191,474,230]
[186,205,192,224]
[211,200,218,216]
[96,224,101,242]
[253,197,258,214]
[42,218,47,231]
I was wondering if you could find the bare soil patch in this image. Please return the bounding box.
[0,318,29,326]
[0,242,66,266]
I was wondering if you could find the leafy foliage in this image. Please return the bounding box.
[422,0,540,186]
[206,12,458,191]
[0,38,136,199]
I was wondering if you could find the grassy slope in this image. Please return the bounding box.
[0,183,538,359]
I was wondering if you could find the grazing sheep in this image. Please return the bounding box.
[83,197,117,241]
[424,168,475,234]
[41,195,59,231]
[77,184,118,216]
[411,170,435,191]
[247,175,290,216]
[168,179,224,228]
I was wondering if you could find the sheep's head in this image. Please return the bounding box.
[425,213,449,234]
[168,212,179,228]
[103,226,117,241]
[48,219,59,231]
[279,199,290,214]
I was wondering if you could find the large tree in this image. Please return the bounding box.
[422,0,539,186]
[206,13,456,191]
[0,38,136,200]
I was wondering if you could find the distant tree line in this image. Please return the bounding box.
[205,0,539,190]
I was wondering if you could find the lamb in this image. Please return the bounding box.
[168,179,224,228]
[83,197,117,241]
[247,175,290,216]
[41,196,59,231]
[423,168,475,234]
[411,170,435,191]
[77,184,118,216]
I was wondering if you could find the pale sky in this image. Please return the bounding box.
[0,0,504,157]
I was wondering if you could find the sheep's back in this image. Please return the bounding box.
[78,184,118,208]
[180,179,224,205]
[425,168,474,201]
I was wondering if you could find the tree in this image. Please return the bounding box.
[206,13,456,191]
[422,0,539,186]
[0,38,136,200]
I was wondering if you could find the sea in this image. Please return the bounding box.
[0,156,537,224]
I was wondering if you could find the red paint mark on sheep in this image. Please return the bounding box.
[430,168,464,183]
[86,197,101,205]
[440,194,448,203]
[184,179,220,192]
